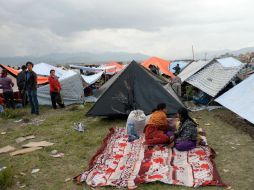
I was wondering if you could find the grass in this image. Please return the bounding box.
[0,105,254,190]
[0,166,14,190]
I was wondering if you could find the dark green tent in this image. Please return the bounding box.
[86,61,184,117]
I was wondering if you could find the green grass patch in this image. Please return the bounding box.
[0,166,14,190]
[0,106,253,189]
[0,108,27,119]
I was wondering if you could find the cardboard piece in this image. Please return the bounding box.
[22,141,54,148]
[16,135,35,143]
[31,169,40,174]
[10,147,42,156]
[51,153,64,158]
[0,145,16,154]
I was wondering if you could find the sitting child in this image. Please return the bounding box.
[144,103,174,146]
[174,108,198,151]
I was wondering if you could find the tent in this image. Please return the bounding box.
[70,64,116,85]
[33,62,77,80]
[81,71,104,85]
[32,63,84,106]
[0,64,49,86]
[186,57,244,97]
[178,60,210,82]
[102,62,125,75]
[0,65,19,93]
[142,57,174,78]
[87,61,184,117]
[70,65,115,72]
[37,72,84,106]
[0,64,84,105]
[215,73,254,124]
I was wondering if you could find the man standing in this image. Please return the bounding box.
[0,69,15,109]
[171,76,182,97]
[48,69,65,109]
[173,64,181,75]
[25,62,39,115]
[17,65,27,107]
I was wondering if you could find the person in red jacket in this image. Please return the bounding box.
[144,103,174,146]
[48,69,65,109]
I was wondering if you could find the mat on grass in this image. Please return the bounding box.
[74,128,225,189]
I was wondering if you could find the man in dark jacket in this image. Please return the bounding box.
[17,65,27,107]
[24,62,39,115]
[173,64,181,75]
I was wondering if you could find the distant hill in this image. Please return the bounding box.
[1,46,254,66]
[231,47,254,55]
[0,52,150,66]
[187,46,254,60]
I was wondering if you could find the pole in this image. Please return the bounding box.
[192,45,195,60]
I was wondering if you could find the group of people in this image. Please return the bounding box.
[0,61,65,114]
[127,103,198,151]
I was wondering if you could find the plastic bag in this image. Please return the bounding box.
[126,110,146,136]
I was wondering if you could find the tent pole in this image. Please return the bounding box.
[192,45,195,60]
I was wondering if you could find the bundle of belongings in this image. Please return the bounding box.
[126,110,146,142]
[74,110,225,189]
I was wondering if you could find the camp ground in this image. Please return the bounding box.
[1,57,254,190]
[2,1,254,189]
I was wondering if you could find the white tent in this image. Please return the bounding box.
[35,63,84,106]
[81,71,104,85]
[215,74,254,124]
[216,57,243,67]
[186,57,244,97]
[178,60,210,82]
[69,65,115,72]
[37,73,84,106]
[33,63,76,80]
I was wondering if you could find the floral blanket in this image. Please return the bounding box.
[74,128,225,189]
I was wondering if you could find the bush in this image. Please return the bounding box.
[0,167,14,190]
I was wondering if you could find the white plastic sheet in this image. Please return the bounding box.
[215,74,254,124]
[33,63,76,80]
[217,57,243,68]
[70,65,115,72]
[178,60,210,82]
[81,71,104,85]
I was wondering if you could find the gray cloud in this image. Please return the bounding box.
[0,0,253,58]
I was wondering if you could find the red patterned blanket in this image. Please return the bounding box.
[74,128,225,189]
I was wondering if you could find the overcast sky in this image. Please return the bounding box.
[0,0,253,59]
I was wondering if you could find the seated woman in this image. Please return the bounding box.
[144,103,173,146]
[174,108,197,151]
